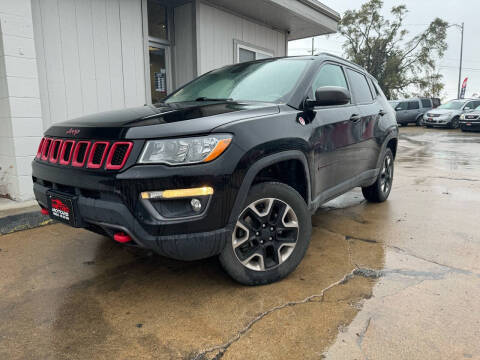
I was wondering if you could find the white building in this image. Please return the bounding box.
[0,0,339,201]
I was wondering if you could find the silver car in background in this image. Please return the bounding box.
[390,98,433,126]
[424,99,480,129]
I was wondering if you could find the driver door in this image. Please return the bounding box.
[309,63,359,197]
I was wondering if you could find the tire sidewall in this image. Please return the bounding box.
[219,182,311,285]
[376,148,394,202]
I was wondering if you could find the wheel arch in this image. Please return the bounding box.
[375,128,398,170]
[228,150,312,226]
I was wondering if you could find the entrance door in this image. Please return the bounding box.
[144,0,172,103]
[149,46,170,103]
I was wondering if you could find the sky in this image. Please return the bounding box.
[288,0,480,101]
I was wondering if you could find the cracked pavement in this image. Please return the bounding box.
[1,127,480,359]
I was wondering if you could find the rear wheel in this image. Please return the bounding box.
[416,116,423,126]
[219,182,311,285]
[362,148,394,203]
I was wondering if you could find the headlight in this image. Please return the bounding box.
[460,114,465,120]
[139,134,232,165]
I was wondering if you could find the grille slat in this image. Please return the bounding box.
[36,137,132,171]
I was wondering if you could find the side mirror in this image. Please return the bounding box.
[306,86,351,108]
[394,105,402,111]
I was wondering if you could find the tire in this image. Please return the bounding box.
[426,125,433,128]
[362,148,394,203]
[450,117,460,129]
[416,116,423,126]
[219,182,311,285]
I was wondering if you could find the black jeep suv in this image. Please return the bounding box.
[32,54,398,285]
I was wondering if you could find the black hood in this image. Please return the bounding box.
[45,101,279,139]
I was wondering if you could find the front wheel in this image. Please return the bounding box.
[362,148,394,203]
[219,182,311,285]
[450,117,460,129]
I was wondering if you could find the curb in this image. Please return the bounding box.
[0,211,55,235]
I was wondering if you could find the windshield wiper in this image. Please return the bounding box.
[195,97,233,102]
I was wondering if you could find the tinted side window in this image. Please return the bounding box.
[475,101,480,109]
[408,101,420,110]
[396,101,408,110]
[465,101,476,110]
[346,69,373,104]
[421,99,431,108]
[311,64,349,98]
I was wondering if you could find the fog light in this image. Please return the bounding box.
[190,198,202,212]
[140,186,214,200]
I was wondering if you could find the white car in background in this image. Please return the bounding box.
[424,99,480,129]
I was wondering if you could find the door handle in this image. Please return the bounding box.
[379,109,386,116]
[350,114,361,123]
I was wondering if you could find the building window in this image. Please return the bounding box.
[149,47,168,103]
[235,41,274,63]
[147,1,168,41]
[144,0,171,104]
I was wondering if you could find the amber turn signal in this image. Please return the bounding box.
[203,138,232,163]
[140,186,214,200]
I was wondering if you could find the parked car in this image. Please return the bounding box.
[423,99,480,129]
[459,105,480,131]
[32,54,398,285]
[391,98,433,126]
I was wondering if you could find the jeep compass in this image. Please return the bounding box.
[32,54,398,285]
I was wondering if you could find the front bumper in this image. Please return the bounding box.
[32,155,242,260]
[424,116,452,127]
[460,121,480,131]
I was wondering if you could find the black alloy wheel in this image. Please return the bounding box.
[362,148,394,203]
[219,182,311,285]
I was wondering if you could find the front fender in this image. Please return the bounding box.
[227,149,311,226]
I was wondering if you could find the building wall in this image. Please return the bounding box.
[0,0,42,200]
[196,1,287,75]
[173,2,195,89]
[31,0,146,130]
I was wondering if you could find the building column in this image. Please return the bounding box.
[0,0,43,200]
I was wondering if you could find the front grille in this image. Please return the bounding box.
[465,115,479,120]
[92,144,107,164]
[35,137,133,171]
[111,145,128,165]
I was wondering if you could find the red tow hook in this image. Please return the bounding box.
[113,232,132,243]
[40,208,49,215]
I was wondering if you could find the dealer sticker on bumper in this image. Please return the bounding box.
[47,193,76,226]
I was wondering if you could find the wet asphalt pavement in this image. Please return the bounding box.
[1,126,480,360]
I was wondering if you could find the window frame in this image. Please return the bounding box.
[396,101,408,111]
[464,101,477,110]
[407,101,420,110]
[306,61,354,110]
[344,67,376,105]
[142,0,174,104]
[421,98,432,108]
[234,40,274,64]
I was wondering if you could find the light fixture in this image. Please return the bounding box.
[140,186,214,200]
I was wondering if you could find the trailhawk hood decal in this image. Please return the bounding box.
[45,102,279,139]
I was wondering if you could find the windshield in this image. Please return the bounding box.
[165,59,311,104]
[438,100,464,110]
